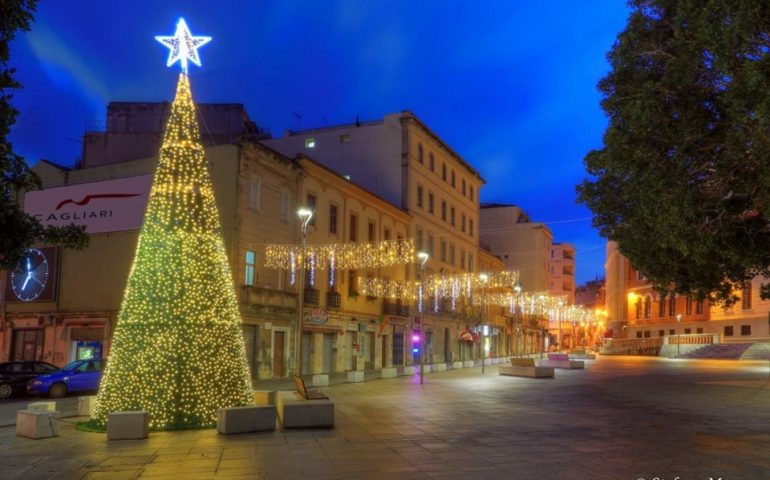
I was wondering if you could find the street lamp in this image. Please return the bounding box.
[295,208,313,378]
[479,273,489,374]
[417,251,429,385]
[514,284,522,357]
[676,313,682,357]
[557,300,565,353]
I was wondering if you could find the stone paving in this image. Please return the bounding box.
[1,356,769,479]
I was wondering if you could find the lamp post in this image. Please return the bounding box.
[676,313,682,357]
[514,284,522,357]
[479,273,489,374]
[557,301,565,353]
[417,251,429,385]
[295,208,313,378]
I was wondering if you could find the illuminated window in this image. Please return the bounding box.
[305,138,316,148]
[245,251,255,286]
[339,133,350,142]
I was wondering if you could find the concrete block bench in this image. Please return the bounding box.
[569,350,596,360]
[276,391,334,429]
[463,360,475,368]
[499,358,555,378]
[107,411,149,440]
[16,410,60,439]
[78,396,96,416]
[451,361,464,369]
[253,390,275,405]
[312,374,329,386]
[430,363,447,372]
[381,367,398,378]
[400,366,415,376]
[217,406,275,434]
[347,371,365,382]
[539,353,584,369]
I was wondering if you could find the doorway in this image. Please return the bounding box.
[273,330,285,377]
[11,329,44,361]
[322,333,335,373]
[392,327,404,366]
[381,335,388,368]
[444,328,450,363]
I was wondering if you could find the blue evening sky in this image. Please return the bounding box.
[8,1,631,285]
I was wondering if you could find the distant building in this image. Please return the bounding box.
[549,243,575,304]
[478,203,552,292]
[575,277,605,310]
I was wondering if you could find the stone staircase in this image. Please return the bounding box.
[677,343,752,359]
[740,343,770,360]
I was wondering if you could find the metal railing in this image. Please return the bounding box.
[304,288,320,306]
[326,291,341,309]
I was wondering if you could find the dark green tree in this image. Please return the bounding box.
[578,0,770,305]
[1,0,87,270]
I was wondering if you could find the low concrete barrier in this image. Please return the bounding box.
[276,391,334,429]
[217,406,275,434]
[253,390,275,406]
[16,410,59,439]
[347,371,365,383]
[381,367,398,378]
[430,363,447,372]
[400,366,415,376]
[451,361,464,369]
[27,402,56,412]
[312,374,329,386]
[78,396,96,416]
[463,360,475,368]
[107,411,149,440]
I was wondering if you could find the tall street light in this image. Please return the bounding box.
[676,313,682,357]
[295,208,313,378]
[417,251,429,385]
[557,300,565,353]
[514,284,522,358]
[479,273,489,374]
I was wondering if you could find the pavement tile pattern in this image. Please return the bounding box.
[1,356,769,479]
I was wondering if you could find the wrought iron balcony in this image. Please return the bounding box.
[382,301,410,317]
[303,287,320,306]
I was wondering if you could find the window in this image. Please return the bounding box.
[348,270,357,295]
[428,192,435,214]
[249,177,261,211]
[696,300,704,315]
[469,219,474,237]
[368,221,376,242]
[305,137,316,148]
[685,296,692,315]
[329,204,338,234]
[451,170,456,187]
[635,297,642,319]
[724,326,734,336]
[658,330,665,337]
[460,249,466,269]
[417,185,423,208]
[684,328,691,334]
[741,325,751,336]
[428,233,435,256]
[429,153,435,171]
[441,201,447,221]
[440,240,447,262]
[384,228,391,241]
[461,213,466,232]
[339,133,350,142]
[636,331,642,339]
[350,214,357,242]
[643,331,651,338]
[669,329,675,335]
[442,163,447,181]
[306,194,316,226]
[280,189,289,223]
[450,207,455,226]
[416,227,423,251]
[668,295,676,316]
[742,283,752,309]
[468,254,474,272]
[644,296,651,318]
[696,328,703,334]
[461,179,466,195]
[658,295,666,317]
[470,185,474,201]
[418,143,424,163]
[636,270,645,280]
[244,251,255,286]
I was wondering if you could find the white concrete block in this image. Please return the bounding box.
[107,411,149,440]
[276,391,334,429]
[16,410,60,439]
[77,396,97,416]
[538,359,585,369]
[27,402,56,412]
[217,406,275,434]
[430,363,447,372]
[312,374,329,387]
[253,390,275,405]
[381,367,398,378]
[499,365,555,378]
[489,358,499,365]
[463,360,475,368]
[451,361,464,369]
[347,371,365,382]
[400,366,415,376]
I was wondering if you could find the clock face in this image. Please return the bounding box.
[10,249,50,301]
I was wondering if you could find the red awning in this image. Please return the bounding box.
[459,330,480,343]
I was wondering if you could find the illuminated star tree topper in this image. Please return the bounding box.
[155,17,212,73]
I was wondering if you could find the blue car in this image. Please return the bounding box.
[27,359,106,398]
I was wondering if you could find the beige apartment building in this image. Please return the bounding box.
[549,243,575,304]
[478,203,552,292]
[264,112,496,365]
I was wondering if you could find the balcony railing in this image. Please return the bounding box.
[303,288,320,306]
[326,291,341,309]
[382,301,410,317]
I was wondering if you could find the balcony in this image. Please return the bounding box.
[326,291,341,309]
[303,288,320,306]
[382,301,410,317]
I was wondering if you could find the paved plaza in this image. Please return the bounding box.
[1,356,769,479]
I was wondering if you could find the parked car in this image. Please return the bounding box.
[0,361,59,399]
[27,359,106,398]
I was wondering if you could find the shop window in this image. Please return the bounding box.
[244,251,255,286]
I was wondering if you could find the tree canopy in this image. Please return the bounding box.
[578,0,770,305]
[1,0,87,270]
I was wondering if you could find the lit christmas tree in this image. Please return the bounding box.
[90,20,253,430]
